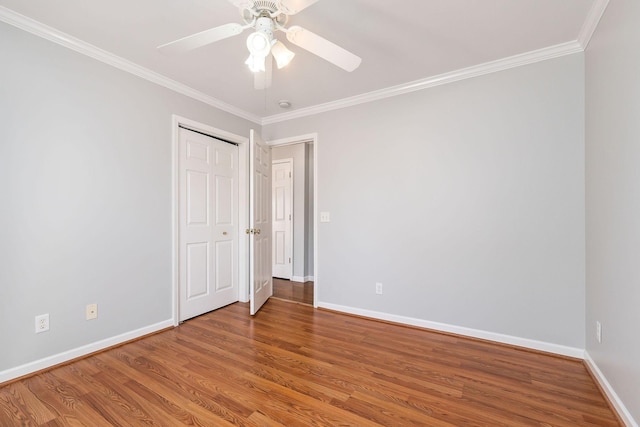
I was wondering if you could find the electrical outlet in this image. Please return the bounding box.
[596,321,602,343]
[375,282,383,295]
[35,314,49,333]
[86,304,98,320]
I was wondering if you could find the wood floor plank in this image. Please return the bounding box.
[272,278,314,305]
[0,299,622,426]
[240,372,381,427]
[0,383,43,427]
[334,390,457,427]
[123,379,216,427]
[246,409,288,427]
[96,351,245,426]
[22,372,111,427]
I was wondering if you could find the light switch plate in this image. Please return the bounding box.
[86,304,98,320]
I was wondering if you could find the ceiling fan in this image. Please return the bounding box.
[157,0,362,89]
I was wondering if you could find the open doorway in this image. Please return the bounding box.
[271,141,314,305]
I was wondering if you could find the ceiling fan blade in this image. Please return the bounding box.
[279,0,321,15]
[158,23,244,54]
[286,26,361,72]
[254,55,273,90]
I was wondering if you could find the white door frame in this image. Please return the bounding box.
[267,133,318,308]
[172,115,250,325]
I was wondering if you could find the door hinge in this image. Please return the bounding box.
[289,257,291,263]
[289,172,291,178]
[289,214,291,220]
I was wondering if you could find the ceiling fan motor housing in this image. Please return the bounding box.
[255,16,275,39]
[244,1,287,27]
[251,1,280,13]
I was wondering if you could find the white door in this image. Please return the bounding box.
[179,128,239,321]
[272,160,293,279]
[249,129,272,315]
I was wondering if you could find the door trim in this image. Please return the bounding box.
[267,133,318,308]
[171,115,249,326]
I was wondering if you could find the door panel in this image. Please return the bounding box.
[215,175,233,224]
[215,240,233,291]
[186,242,209,298]
[179,128,239,321]
[249,129,272,315]
[186,171,208,225]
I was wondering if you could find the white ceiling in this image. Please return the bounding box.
[0,0,598,121]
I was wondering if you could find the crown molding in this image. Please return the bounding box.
[578,0,610,50]
[2,4,600,128]
[262,40,583,125]
[0,6,261,125]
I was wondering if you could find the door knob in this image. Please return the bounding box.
[222,231,228,235]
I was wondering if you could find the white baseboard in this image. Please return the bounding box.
[317,302,585,359]
[584,351,638,427]
[0,319,174,384]
[291,275,314,283]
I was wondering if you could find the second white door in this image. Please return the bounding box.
[179,128,239,321]
[272,160,293,279]
[249,129,272,315]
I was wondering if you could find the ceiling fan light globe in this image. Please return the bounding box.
[245,53,266,73]
[246,32,271,57]
[271,40,295,69]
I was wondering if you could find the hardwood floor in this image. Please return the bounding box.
[272,278,314,305]
[0,299,620,426]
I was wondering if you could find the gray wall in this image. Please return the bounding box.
[264,53,586,348]
[0,22,254,372]
[585,0,640,422]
